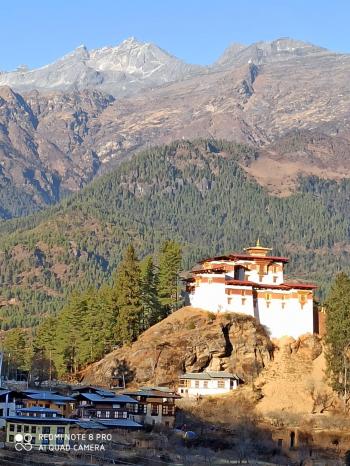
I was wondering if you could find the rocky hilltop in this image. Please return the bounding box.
[81,307,274,387]
[81,306,325,415]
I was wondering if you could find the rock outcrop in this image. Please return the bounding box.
[81,307,274,387]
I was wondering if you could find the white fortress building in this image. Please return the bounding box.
[185,241,317,339]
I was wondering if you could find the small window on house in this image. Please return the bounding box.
[162,405,169,416]
[96,411,102,418]
[57,427,65,434]
[273,276,277,283]
[227,297,232,305]
[9,435,14,442]
[203,381,208,388]
[9,424,15,432]
[17,425,22,432]
[241,297,246,305]
[42,426,50,434]
[31,426,36,434]
[266,301,270,309]
[208,278,212,284]
[218,380,225,389]
[266,293,271,301]
[195,381,199,388]
[281,302,286,309]
[105,411,110,418]
[24,425,29,433]
[241,289,246,296]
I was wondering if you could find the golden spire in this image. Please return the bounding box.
[244,239,272,257]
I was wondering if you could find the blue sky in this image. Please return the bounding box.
[1,0,349,70]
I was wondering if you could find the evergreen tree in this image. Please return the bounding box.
[325,272,350,397]
[158,240,182,316]
[140,256,162,329]
[3,328,31,378]
[114,245,143,344]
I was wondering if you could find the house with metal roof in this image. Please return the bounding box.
[5,407,75,449]
[21,390,75,417]
[178,371,242,397]
[123,387,180,428]
[72,389,138,421]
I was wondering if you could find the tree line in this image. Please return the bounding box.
[1,240,182,380]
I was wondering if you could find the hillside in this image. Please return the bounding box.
[81,307,273,387]
[82,306,327,417]
[1,38,350,217]
[0,140,350,329]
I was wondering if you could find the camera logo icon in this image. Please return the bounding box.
[14,433,33,451]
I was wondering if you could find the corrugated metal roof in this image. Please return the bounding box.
[97,419,142,428]
[17,407,60,414]
[75,421,107,430]
[179,371,240,380]
[26,392,74,401]
[79,393,137,404]
[124,389,180,399]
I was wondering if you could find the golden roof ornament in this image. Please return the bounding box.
[244,239,272,257]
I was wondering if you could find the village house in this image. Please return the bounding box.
[20,389,75,417]
[185,241,317,338]
[123,388,180,427]
[5,406,74,448]
[71,386,140,423]
[178,371,241,397]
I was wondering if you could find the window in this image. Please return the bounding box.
[151,404,158,416]
[123,411,128,419]
[42,438,49,445]
[162,405,169,416]
[9,424,15,432]
[42,426,50,434]
[17,425,22,432]
[273,276,277,283]
[96,411,102,418]
[31,426,36,434]
[203,381,208,388]
[218,380,225,389]
[105,411,110,418]
[9,435,14,442]
[24,425,29,433]
[241,297,246,305]
[31,437,36,445]
[208,278,212,284]
[0,409,3,416]
[57,427,65,434]
[241,289,246,296]
[227,297,232,305]
[56,438,64,445]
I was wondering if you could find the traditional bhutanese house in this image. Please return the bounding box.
[185,241,317,339]
[71,387,139,420]
[21,390,75,417]
[123,388,180,428]
[5,407,75,448]
[178,371,241,398]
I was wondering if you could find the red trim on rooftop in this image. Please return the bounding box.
[199,254,289,264]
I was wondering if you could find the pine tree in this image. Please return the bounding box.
[140,256,161,329]
[158,240,182,316]
[325,272,350,397]
[114,245,143,344]
[3,328,30,377]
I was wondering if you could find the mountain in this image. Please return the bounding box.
[0,38,203,97]
[1,36,350,218]
[214,38,327,68]
[0,140,350,329]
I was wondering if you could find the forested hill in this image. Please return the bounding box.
[0,139,350,329]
